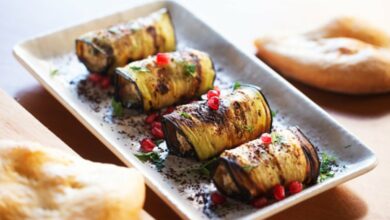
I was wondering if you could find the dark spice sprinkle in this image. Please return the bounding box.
[56,53,344,218]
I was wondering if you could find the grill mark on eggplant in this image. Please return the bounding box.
[146,26,159,52]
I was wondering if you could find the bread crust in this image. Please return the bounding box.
[255,17,390,94]
[0,140,145,220]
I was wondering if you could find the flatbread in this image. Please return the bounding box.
[255,17,390,94]
[0,140,145,220]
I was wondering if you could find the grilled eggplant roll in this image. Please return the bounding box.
[76,8,176,75]
[115,49,216,111]
[211,127,320,201]
[162,85,272,161]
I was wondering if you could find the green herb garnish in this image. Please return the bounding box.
[111,98,123,117]
[184,63,196,76]
[233,82,241,90]
[319,152,337,182]
[50,68,59,77]
[129,66,150,72]
[271,110,278,118]
[135,151,165,170]
[190,157,217,177]
[154,139,164,146]
[242,164,257,171]
[271,132,284,145]
[180,112,191,119]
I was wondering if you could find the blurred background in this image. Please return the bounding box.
[1,0,389,219]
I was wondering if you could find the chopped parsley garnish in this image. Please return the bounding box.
[242,164,257,171]
[129,66,150,73]
[135,151,165,170]
[184,63,196,76]
[271,132,284,145]
[180,112,191,119]
[271,110,278,118]
[154,139,164,146]
[49,68,59,77]
[233,82,241,90]
[111,98,123,117]
[190,157,217,177]
[319,152,337,182]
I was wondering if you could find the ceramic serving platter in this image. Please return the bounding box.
[13,1,377,219]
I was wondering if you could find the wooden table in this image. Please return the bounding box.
[1,0,389,219]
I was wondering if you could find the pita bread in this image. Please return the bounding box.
[0,140,145,220]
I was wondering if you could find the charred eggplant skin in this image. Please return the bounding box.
[162,85,272,161]
[76,8,176,75]
[211,127,320,201]
[114,49,216,111]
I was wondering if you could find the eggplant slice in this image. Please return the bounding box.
[211,127,320,201]
[76,8,176,75]
[162,85,272,161]
[115,49,216,111]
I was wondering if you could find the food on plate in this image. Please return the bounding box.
[211,127,320,201]
[162,84,272,161]
[76,8,176,76]
[0,140,145,220]
[114,49,216,111]
[254,16,390,94]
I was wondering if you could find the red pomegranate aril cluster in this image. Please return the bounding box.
[100,77,111,89]
[151,121,162,129]
[88,73,101,83]
[88,73,111,89]
[151,127,164,139]
[207,96,220,110]
[288,181,303,194]
[156,53,170,67]
[145,112,159,124]
[140,138,155,152]
[207,89,220,99]
[251,197,268,208]
[260,133,272,144]
[273,184,285,201]
[210,192,226,205]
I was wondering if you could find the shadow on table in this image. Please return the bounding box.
[290,81,390,117]
[270,186,367,220]
[15,85,181,219]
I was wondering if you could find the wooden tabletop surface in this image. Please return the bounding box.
[1,0,389,219]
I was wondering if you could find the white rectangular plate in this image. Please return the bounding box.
[13,1,377,219]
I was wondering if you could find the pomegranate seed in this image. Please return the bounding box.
[251,197,268,208]
[207,96,220,110]
[273,184,285,201]
[145,112,159,124]
[100,77,111,89]
[261,133,272,144]
[140,138,155,152]
[288,181,303,194]
[207,90,220,99]
[88,73,102,84]
[210,192,226,205]
[156,53,170,67]
[151,127,164,139]
[163,106,175,115]
[151,121,162,129]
